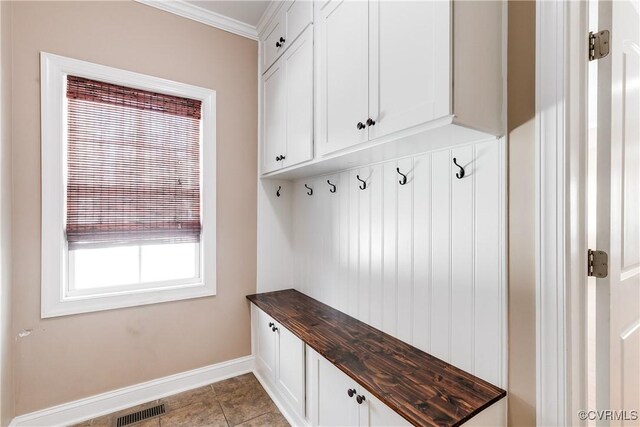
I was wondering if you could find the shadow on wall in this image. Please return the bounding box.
[507,0,537,425]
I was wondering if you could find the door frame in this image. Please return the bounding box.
[535,0,590,425]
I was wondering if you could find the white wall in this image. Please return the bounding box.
[289,138,506,387]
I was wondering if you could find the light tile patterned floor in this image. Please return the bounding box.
[72,373,290,427]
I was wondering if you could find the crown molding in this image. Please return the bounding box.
[135,0,259,40]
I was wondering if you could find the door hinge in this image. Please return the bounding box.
[589,30,610,61]
[588,249,608,278]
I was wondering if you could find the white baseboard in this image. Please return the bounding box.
[252,370,308,427]
[10,355,255,427]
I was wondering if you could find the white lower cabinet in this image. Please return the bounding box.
[253,307,504,426]
[309,350,409,427]
[252,306,306,419]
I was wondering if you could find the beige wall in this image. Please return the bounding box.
[4,0,538,421]
[507,1,536,425]
[1,0,14,424]
[10,1,257,416]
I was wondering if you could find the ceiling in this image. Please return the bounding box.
[186,1,271,27]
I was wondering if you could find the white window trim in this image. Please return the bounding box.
[40,52,217,318]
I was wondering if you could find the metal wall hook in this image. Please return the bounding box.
[356,175,367,190]
[453,157,465,179]
[276,185,281,197]
[304,184,313,196]
[327,180,337,193]
[396,168,407,185]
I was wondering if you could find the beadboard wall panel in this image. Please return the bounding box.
[292,138,505,387]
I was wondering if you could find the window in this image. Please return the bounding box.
[41,53,216,317]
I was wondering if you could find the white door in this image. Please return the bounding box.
[262,14,286,72]
[368,0,450,141]
[596,0,640,420]
[262,61,286,173]
[316,356,359,426]
[317,0,369,156]
[275,324,306,417]
[360,392,410,427]
[255,307,277,381]
[283,26,314,169]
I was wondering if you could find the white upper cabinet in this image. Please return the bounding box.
[259,0,504,178]
[368,0,450,141]
[284,0,313,46]
[262,0,313,73]
[262,61,286,173]
[262,14,286,72]
[316,0,369,155]
[262,26,314,174]
[283,26,314,168]
[317,0,451,156]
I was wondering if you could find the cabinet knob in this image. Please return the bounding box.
[280,155,286,160]
[356,122,366,130]
[268,322,274,328]
[275,156,281,161]
[276,41,282,48]
[366,118,376,126]
[279,37,286,43]
[272,326,278,332]
[347,389,356,398]
[356,395,366,404]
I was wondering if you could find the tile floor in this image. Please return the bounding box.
[72,373,290,427]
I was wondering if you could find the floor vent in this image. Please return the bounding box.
[115,404,165,427]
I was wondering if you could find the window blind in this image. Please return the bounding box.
[65,75,202,249]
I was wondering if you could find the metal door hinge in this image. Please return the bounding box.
[589,30,610,61]
[588,249,608,278]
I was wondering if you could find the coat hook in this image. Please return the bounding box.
[453,157,465,179]
[304,184,313,196]
[396,168,407,185]
[356,175,367,190]
[327,180,337,193]
[276,185,281,197]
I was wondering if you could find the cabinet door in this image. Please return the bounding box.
[262,61,286,173]
[275,323,306,417]
[316,0,369,156]
[359,392,409,427]
[282,26,314,168]
[284,0,313,47]
[368,0,451,141]
[316,356,359,426]
[255,307,277,381]
[262,13,286,72]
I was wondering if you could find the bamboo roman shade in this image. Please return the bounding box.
[65,75,202,249]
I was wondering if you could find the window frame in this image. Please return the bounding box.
[40,52,217,318]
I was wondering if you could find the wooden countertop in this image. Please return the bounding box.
[247,289,506,427]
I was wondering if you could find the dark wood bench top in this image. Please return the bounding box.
[247,289,505,427]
